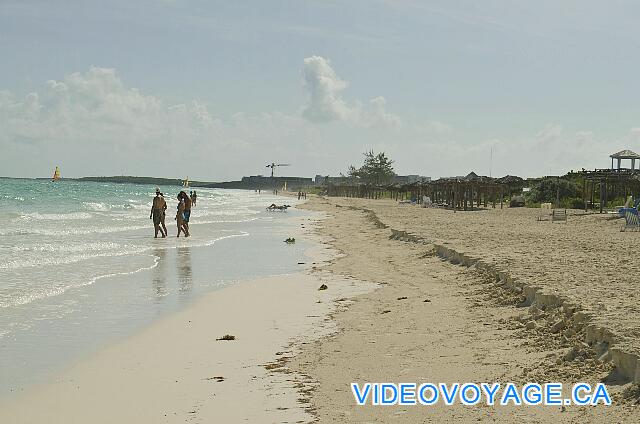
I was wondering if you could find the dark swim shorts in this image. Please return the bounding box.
[152,209,163,225]
[182,210,191,223]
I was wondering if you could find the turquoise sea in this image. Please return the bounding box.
[0,179,308,396]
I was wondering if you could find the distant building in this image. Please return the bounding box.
[204,175,313,190]
[241,175,312,189]
[406,175,431,183]
[314,175,355,185]
[315,174,431,185]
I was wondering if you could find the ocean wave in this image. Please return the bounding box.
[0,254,161,309]
[1,195,25,202]
[0,214,261,236]
[0,246,150,270]
[0,224,149,237]
[83,201,150,211]
[18,212,93,221]
[82,202,109,211]
[0,231,249,309]
[10,241,123,253]
[0,230,250,270]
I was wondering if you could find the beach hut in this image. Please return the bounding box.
[610,150,640,170]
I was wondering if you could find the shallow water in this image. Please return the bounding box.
[0,179,308,395]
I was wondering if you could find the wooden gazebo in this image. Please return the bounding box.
[610,149,640,170]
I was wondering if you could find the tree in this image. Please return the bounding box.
[348,150,395,185]
[530,178,580,204]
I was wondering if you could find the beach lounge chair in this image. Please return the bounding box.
[620,208,640,231]
[551,209,567,223]
[617,196,633,217]
[538,203,552,221]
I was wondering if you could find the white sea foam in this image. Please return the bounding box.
[18,212,93,221]
[82,201,149,211]
[0,254,161,309]
[0,231,249,309]
[10,241,123,253]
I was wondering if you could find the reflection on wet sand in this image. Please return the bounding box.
[152,248,167,300]
[177,247,192,294]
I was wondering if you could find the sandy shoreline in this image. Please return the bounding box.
[287,195,639,422]
[4,194,640,423]
[0,211,375,423]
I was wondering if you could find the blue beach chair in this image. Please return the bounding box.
[621,208,640,232]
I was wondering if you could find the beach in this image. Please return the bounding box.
[288,195,640,422]
[0,203,376,423]
[2,192,640,422]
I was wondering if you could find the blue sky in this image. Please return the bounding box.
[2,0,640,179]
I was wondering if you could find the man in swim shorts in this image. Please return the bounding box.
[150,188,166,238]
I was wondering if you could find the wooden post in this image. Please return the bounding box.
[583,177,587,212]
[599,179,604,214]
[453,182,457,213]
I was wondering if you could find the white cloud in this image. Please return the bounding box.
[0,66,339,178]
[301,55,401,128]
[0,66,224,155]
[8,62,634,181]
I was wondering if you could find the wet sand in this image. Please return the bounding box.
[3,195,640,422]
[0,213,375,424]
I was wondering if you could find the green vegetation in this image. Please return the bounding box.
[529,178,580,204]
[524,174,634,209]
[348,150,395,185]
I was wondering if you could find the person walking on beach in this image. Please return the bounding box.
[182,191,192,235]
[150,188,166,238]
[191,190,197,207]
[176,193,187,237]
[176,191,191,237]
[158,191,168,236]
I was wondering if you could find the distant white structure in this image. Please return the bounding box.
[315,174,431,185]
[407,175,431,183]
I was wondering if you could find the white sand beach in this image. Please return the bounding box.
[0,213,375,423]
[3,195,640,423]
[286,196,640,422]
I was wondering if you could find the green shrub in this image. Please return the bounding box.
[530,178,580,204]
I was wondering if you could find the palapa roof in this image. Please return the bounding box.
[465,171,479,181]
[610,149,640,159]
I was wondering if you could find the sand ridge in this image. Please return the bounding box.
[287,195,639,422]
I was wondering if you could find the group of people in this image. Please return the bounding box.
[297,191,307,200]
[150,188,195,238]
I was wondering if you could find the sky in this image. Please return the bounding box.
[2,0,640,180]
